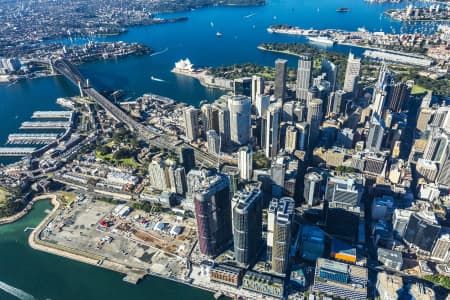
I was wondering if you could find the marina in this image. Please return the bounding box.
[20,121,71,130]
[0,147,36,157]
[32,111,73,119]
[7,133,59,145]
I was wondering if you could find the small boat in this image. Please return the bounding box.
[244,12,256,19]
[150,76,164,82]
[216,32,223,37]
[336,8,350,13]
[210,21,214,27]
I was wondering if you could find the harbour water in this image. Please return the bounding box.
[0,0,447,297]
[0,200,215,300]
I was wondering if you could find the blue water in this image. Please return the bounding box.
[2,0,439,164]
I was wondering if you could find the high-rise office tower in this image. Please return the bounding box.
[403,212,441,254]
[306,86,320,106]
[304,172,323,206]
[148,158,170,190]
[201,104,220,133]
[238,146,253,180]
[431,105,450,133]
[232,188,263,265]
[271,156,286,198]
[327,90,351,116]
[388,81,413,112]
[228,95,251,145]
[207,130,221,155]
[343,52,361,97]
[183,106,199,142]
[296,122,308,151]
[284,125,298,153]
[274,59,288,101]
[255,94,270,118]
[180,147,195,173]
[307,98,323,150]
[296,54,313,102]
[423,128,449,163]
[265,103,281,158]
[251,75,265,103]
[366,117,386,152]
[218,107,231,146]
[437,145,450,187]
[192,170,232,257]
[282,101,295,123]
[321,59,338,92]
[372,89,388,118]
[173,167,187,195]
[267,197,295,274]
[234,77,252,97]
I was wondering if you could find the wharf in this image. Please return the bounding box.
[7,133,59,145]
[32,111,72,119]
[20,121,71,130]
[0,147,36,157]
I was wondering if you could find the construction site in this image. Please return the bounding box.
[39,195,198,281]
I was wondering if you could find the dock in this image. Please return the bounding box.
[122,272,146,284]
[7,133,59,145]
[20,121,71,130]
[0,147,36,157]
[32,111,73,119]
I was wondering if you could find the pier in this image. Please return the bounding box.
[32,111,73,119]
[7,133,59,145]
[0,147,36,157]
[20,121,71,130]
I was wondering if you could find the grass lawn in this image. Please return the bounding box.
[0,188,10,204]
[95,150,140,168]
[56,191,78,206]
[411,85,429,95]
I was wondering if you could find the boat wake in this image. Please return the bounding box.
[150,47,169,57]
[150,76,165,82]
[244,12,256,19]
[0,280,36,300]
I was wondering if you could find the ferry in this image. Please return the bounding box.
[150,76,164,82]
[216,32,223,37]
[306,36,336,46]
[336,8,350,13]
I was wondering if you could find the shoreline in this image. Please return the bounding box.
[171,68,233,91]
[0,194,58,225]
[24,194,222,296]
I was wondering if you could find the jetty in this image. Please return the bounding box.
[32,111,73,119]
[20,121,71,130]
[7,133,59,145]
[0,147,36,157]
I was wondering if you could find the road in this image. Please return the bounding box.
[51,59,224,168]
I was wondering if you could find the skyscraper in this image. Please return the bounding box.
[192,170,232,257]
[274,59,288,101]
[366,117,385,152]
[207,129,221,155]
[267,197,295,274]
[372,89,388,118]
[232,188,263,265]
[251,75,265,103]
[180,147,195,173]
[327,90,351,116]
[265,103,281,158]
[343,52,361,97]
[307,98,323,150]
[234,77,252,97]
[296,54,313,102]
[255,94,270,118]
[238,146,253,180]
[271,156,285,198]
[228,95,251,145]
[437,144,450,187]
[321,59,338,92]
[403,212,441,254]
[284,125,298,153]
[304,172,323,206]
[296,122,308,151]
[388,81,413,112]
[183,106,199,142]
